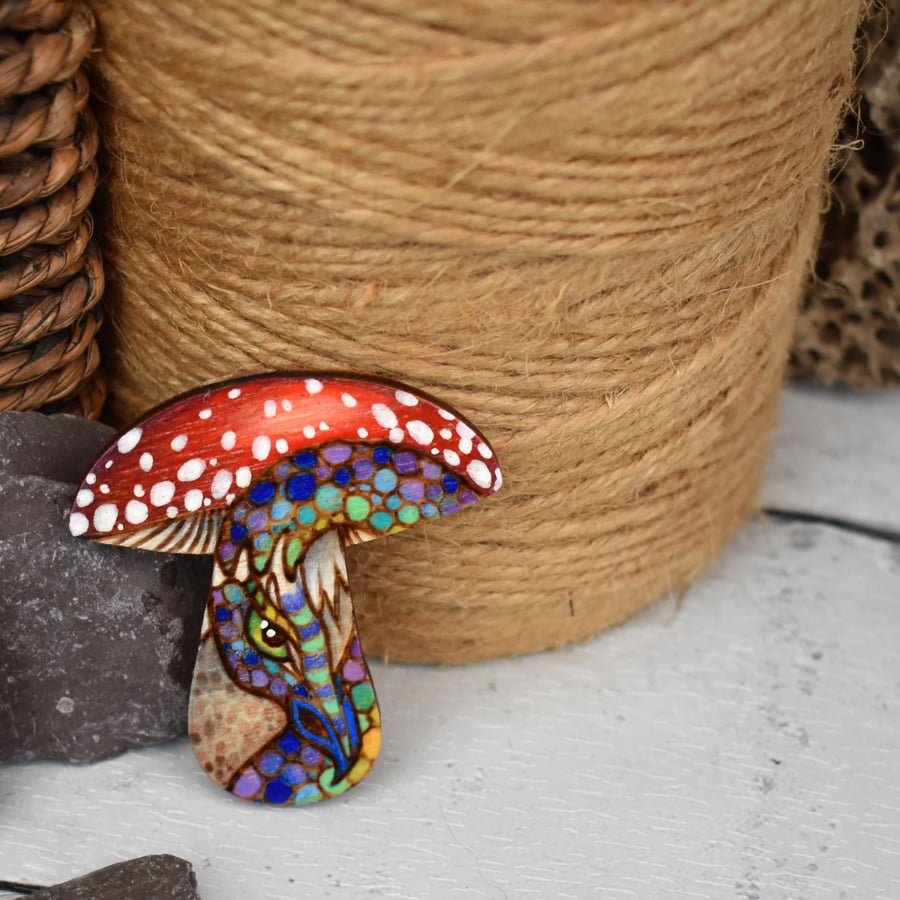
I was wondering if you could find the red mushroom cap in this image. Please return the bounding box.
[69,373,502,551]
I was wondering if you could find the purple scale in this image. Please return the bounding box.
[393,451,418,474]
[343,659,365,683]
[400,480,425,503]
[219,623,238,641]
[322,443,352,464]
[275,461,291,478]
[219,541,236,562]
[315,465,332,479]
[301,745,323,766]
[251,669,269,688]
[440,499,461,515]
[422,461,442,480]
[232,768,263,799]
[348,637,362,657]
[236,666,250,684]
[283,764,307,785]
[259,751,284,776]
[282,591,304,614]
[426,483,443,501]
[459,490,477,504]
[353,458,373,480]
[249,510,268,530]
[270,678,288,697]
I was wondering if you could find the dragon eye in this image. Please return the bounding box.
[247,610,290,659]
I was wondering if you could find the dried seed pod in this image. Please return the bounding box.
[792,0,900,387]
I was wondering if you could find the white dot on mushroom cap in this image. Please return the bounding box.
[228,388,242,400]
[456,422,475,454]
[438,408,455,420]
[319,421,329,431]
[342,393,357,408]
[406,420,434,446]
[276,438,288,454]
[389,427,405,443]
[264,400,277,418]
[444,449,460,466]
[204,498,211,507]
[104,460,113,469]
[75,489,93,508]
[236,467,251,488]
[134,485,145,497]
[225,493,235,503]
[177,458,206,482]
[211,469,233,499]
[252,436,271,461]
[69,512,88,536]
[467,459,492,489]
[303,425,315,439]
[166,506,178,518]
[93,503,118,533]
[184,489,204,512]
[372,403,398,429]
[117,427,142,454]
[494,469,503,490]
[117,524,124,531]
[440,428,452,440]
[99,484,110,495]
[85,473,96,485]
[199,408,212,420]
[150,481,176,507]
[477,442,493,459]
[306,379,323,394]
[221,431,236,451]
[209,458,218,467]
[125,499,149,525]
[395,390,418,407]
[357,427,368,438]
[139,452,153,472]
[431,448,439,455]
[171,434,188,452]
[282,399,292,412]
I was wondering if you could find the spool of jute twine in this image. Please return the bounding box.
[90,0,860,663]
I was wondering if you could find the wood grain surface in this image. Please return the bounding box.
[1,384,898,899]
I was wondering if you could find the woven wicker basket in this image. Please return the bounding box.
[0,0,105,419]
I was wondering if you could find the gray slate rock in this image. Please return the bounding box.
[0,412,211,763]
[0,411,115,481]
[25,854,200,899]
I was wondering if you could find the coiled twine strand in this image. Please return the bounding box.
[89,0,860,662]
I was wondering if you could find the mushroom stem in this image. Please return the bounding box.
[190,437,484,805]
[197,534,378,803]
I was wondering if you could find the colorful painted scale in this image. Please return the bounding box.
[69,374,501,805]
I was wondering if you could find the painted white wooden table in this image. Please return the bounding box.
[1,384,899,899]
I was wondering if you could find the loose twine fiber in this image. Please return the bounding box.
[90,0,860,663]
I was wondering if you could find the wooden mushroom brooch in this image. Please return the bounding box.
[69,373,502,805]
